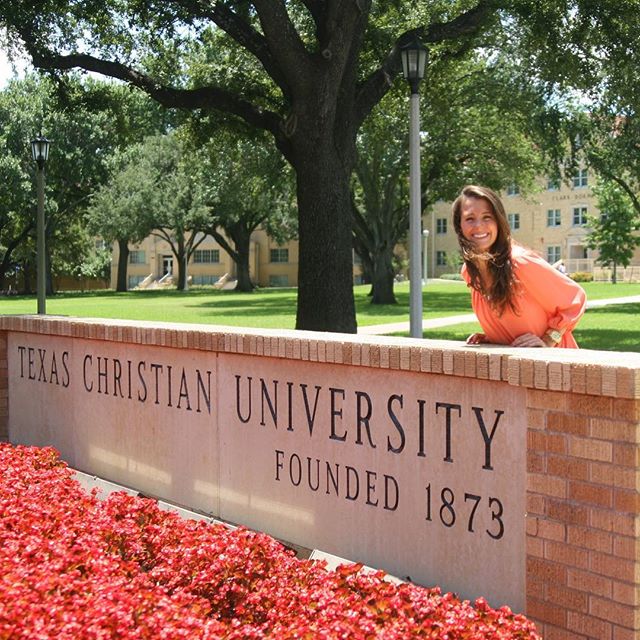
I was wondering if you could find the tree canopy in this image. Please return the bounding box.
[193,128,296,291]
[3,1,640,330]
[0,74,170,293]
[587,179,640,283]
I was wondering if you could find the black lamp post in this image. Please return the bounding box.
[400,36,428,338]
[31,133,51,315]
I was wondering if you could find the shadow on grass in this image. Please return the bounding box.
[355,290,471,319]
[572,329,640,353]
[145,285,472,322]
[585,303,639,315]
[393,304,640,353]
[184,288,298,319]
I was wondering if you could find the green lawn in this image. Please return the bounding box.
[405,283,640,352]
[0,282,477,327]
[416,304,640,352]
[0,281,638,351]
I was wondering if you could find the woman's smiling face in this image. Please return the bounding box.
[460,196,498,252]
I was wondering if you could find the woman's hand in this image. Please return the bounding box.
[510,332,546,348]
[466,332,489,345]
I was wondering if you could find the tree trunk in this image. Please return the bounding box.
[0,255,9,291]
[612,262,617,284]
[116,239,129,292]
[231,228,254,292]
[0,226,32,291]
[370,246,397,304]
[295,154,357,333]
[176,250,187,291]
[21,261,33,295]
[46,248,54,295]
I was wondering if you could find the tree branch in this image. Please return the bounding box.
[596,166,640,215]
[186,233,208,261]
[423,0,497,43]
[355,0,497,127]
[299,0,326,32]
[28,50,284,139]
[206,226,239,263]
[253,1,312,89]
[173,0,292,99]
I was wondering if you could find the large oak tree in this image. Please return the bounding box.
[3,1,638,330]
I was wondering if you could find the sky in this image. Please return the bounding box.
[0,46,29,88]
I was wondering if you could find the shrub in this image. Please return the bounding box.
[570,271,594,282]
[0,444,541,639]
[439,273,464,281]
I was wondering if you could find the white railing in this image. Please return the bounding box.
[565,259,593,274]
[593,265,640,282]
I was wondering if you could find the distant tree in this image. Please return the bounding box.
[91,134,211,291]
[86,143,159,291]
[352,55,548,304]
[0,151,33,290]
[7,2,638,331]
[587,179,640,283]
[145,135,211,291]
[195,130,297,292]
[0,74,168,293]
[70,241,112,290]
[0,75,110,292]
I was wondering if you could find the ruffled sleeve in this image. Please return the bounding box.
[513,249,587,332]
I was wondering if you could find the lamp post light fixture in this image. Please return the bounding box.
[31,133,51,315]
[400,35,428,338]
[422,229,430,285]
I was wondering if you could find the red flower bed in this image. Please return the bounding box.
[0,444,540,639]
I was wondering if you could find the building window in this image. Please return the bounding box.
[546,246,561,264]
[506,184,519,196]
[127,275,147,289]
[436,251,447,266]
[128,250,146,264]
[269,274,289,287]
[546,178,560,191]
[547,209,561,227]
[194,249,220,264]
[192,274,220,285]
[508,213,520,230]
[270,248,289,263]
[572,169,588,188]
[436,218,447,234]
[572,206,588,226]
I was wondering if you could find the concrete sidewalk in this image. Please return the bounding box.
[358,294,640,336]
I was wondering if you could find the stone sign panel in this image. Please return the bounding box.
[218,354,526,610]
[8,333,219,512]
[7,331,526,611]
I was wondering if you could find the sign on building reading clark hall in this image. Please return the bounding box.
[8,334,526,611]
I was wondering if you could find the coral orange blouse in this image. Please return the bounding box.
[461,245,587,348]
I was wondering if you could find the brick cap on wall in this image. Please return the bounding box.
[1,314,638,399]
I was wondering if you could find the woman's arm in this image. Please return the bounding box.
[514,251,587,333]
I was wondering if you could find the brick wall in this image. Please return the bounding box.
[526,389,640,639]
[0,315,638,638]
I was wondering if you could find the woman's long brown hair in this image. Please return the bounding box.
[452,185,519,315]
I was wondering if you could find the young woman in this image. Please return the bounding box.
[452,185,587,348]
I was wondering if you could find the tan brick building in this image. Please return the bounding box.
[112,169,640,291]
[111,228,301,290]
[424,172,640,281]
